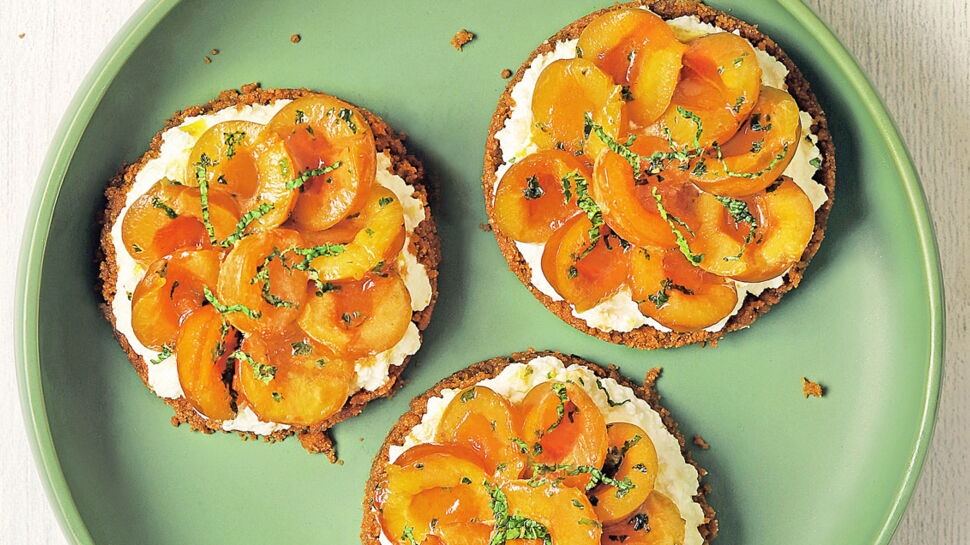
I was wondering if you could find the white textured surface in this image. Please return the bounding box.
[0,1,966,544]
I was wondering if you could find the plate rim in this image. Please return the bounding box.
[15,1,944,544]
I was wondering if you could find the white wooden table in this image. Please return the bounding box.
[1,0,966,543]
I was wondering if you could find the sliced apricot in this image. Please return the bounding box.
[540,214,630,312]
[233,330,354,426]
[392,443,488,469]
[436,385,528,480]
[591,423,659,524]
[130,248,222,349]
[577,8,686,127]
[216,229,309,335]
[121,178,239,266]
[492,150,588,243]
[519,381,608,490]
[380,450,491,545]
[303,186,406,281]
[692,177,814,282]
[629,246,738,332]
[501,480,601,545]
[600,491,685,545]
[532,58,624,159]
[656,32,762,148]
[691,86,802,196]
[297,270,412,359]
[266,94,376,231]
[175,305,237,421]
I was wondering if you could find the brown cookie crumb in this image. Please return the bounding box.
[450,29,475,51]
[18,33,26,39]
[802,377,824,398]
[479,222,493,232]
[501,68,513,79]
[203,56,212,64]
[693,434,710,450]
[290,34,301,43]
[210,49,219,55]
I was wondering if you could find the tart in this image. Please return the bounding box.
[483,0,835,349]
[362,350,716,545]
[98,84,440,459]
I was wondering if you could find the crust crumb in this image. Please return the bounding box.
[450,29,475,51]
[643,367,663,390]
[18,33,26,39]
[290,33,302,43]
[802,377,824,398]
[479,222,493,232]
[501,68,513,79]
[210,49,219,55]
[693,434,710,450]
[203,56,212,64]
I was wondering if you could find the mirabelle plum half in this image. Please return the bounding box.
[591,149,700,249]
[628,246,738,332]
[186,123,296,232]
[691,177,814,282]
[130,248,222,350]
[656,32,762,148]
[233,330,355,426]
[266,95,376,231]
[303,186,406,282]
[577,8,687,126]
[691,86,802,197]
[600,491,686,545]
[436,385,528,480]
[540,215,630,312]
[216,229,309,336]
[519,381,608,489]
[492,150,588,243]
[501,480,601,545]
[175,305,237,421]
[379,449,492,545]
[297,270,412,359]
[531,58,624,159]
[121,178,239,267]
[591,423,659,524]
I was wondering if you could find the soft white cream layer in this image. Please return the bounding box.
[109,100,432,434]
[385,356,706,545]
[492,15,828,335]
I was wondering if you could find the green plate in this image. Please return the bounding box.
[17,0,943,544]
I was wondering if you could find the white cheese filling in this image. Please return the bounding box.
[493,15,828,335]
[109,100,432,434]
[384,356,707,545]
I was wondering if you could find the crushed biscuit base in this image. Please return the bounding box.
[450,29,475,51]
[802,377,824,398]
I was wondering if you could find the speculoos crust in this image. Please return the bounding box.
[97,83,441,461]
[481,0,836,350]
[361,350,717,544]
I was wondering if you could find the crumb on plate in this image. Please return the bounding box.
[802,377,824,398]
[501,68,513,79]
[291,34,302,43]
[693,435,710,450]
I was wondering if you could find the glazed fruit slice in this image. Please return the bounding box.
[186,123,296,231]
[500,480,601,545]
[591,423,659,524]
[656,32,762,148]
[298,270,412,359]
[216,229,309,336]
[175,305,238,421]
[233,330,355,426]
[303,186,406,281]
[492,150,588,243]
[577,8,686,126]
[541,214,630,312]
[130,247,222,349]
[519,381,609,489]
[600,491,686,545]
[629,246,738,332]
[379,449,492,545]
[532,58,624,159]
[691,177,814,282]
[436,385,528,480]
[121,178,239,267]
[691,86,802,197]
[266,95,377,231]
